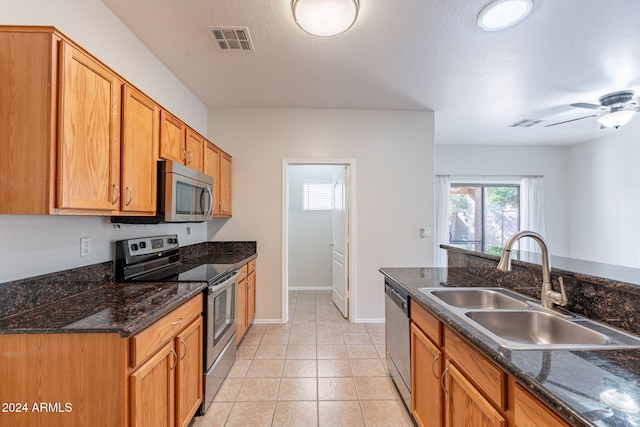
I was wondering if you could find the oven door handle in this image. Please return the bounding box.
[208,270,240,295]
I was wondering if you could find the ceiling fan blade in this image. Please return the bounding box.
[544,114,598,127]
[570,102,605,110]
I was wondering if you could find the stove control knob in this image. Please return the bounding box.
[139,242,147,249]
[131,243,139,251]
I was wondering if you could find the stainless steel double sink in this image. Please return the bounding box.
[418,287,640,350]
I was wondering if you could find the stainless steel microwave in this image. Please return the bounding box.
[113,160,213,224]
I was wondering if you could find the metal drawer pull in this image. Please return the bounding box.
[180,339,187,360]
[431,355,439,380]
[441,367,449,393]
[170,348,178,370]
[171,317,184,326]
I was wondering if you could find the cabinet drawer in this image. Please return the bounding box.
[444,327,507,410]
[237,263,249,282]
[248,258,256,273]
[410,300,442,347]
[131,294,202,369]
[514,383,570,427]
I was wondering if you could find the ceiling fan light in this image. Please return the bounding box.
[478,0,533,31]
[293,0,359,37]
[597,110,636,128]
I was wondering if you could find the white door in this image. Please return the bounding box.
[331,173,349,318]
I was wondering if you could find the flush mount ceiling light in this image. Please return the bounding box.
[292,0,359,37]
[597,110,636,128]
[478,0,533,31]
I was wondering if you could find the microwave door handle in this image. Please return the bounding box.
[206,186,213,216]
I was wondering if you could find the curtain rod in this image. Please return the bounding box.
[436,174,543,180]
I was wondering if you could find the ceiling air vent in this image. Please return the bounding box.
[508,119,543,128]
[207,26,254,52]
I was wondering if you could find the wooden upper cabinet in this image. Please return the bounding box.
[204,141,221,214]
[204,141,232,217]
[220,151,233,216]
[58,41,122,211]
[121,85,159,214]
[185,128,204,172]
[0,29,56,214]
[160,109,187,165]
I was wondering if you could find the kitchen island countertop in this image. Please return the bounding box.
[380,267,640,427]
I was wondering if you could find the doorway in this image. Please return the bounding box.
[282,160,354,323]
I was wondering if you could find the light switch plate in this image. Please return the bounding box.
[80,237,90,257]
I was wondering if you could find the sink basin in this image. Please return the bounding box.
[430,289,528,310]
[466,310,612,347]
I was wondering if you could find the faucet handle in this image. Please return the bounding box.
[555,276,568,306]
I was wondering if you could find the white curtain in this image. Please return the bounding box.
[520,176,546,254]
[435,175,450,267]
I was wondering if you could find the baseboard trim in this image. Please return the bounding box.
[353,318,385,324]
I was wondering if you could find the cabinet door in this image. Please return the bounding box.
[204,142,221,215]
[220,151,232,216]
[58,41,121,211]
[185,128,204,172]
[176,318,203,427]
[236,278,248,343]
[121,85,159,213]
[247,271,256,325]
[444,362,506,427]
[130,341,176,427]
[160,110,186,164]
[410,322,442,427]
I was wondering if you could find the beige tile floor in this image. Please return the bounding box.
[193,290,414,427]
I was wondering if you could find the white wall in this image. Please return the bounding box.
[0,0,209,282]
[288,165,344,289]
[435,145,570,256]
[567,131,640,268]
[208,108,435,323]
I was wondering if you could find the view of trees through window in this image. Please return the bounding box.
[449,185,519,255]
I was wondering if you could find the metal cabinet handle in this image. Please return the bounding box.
[441,367,449,393]
[125,187,132,206]
[188,151,193,164]
[182,148,187,163]
[171,317,184,326]
[170,348,178,370]
[180,339,187,360]
[431,355,440,380]
[112,184,120,204]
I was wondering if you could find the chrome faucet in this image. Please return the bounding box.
[497,231,568,310]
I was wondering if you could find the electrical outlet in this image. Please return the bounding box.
[80,237,91,257]
[186,226,192,240]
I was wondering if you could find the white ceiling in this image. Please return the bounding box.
[101,0,640,146]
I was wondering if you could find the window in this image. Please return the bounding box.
[302,181,334,211]
[449,184,519,255]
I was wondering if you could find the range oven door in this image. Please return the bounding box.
[205,271,238,369]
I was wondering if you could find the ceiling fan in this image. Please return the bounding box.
[545,90,640,129]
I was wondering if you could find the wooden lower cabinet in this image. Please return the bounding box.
[410,322,442,427]
[236,258,257,343]
[237,274,248,343]
[409,300,570,427]
[444,362,507,427]
[130,341,175,427]
[514,383,570,427]
[0,295,203,427]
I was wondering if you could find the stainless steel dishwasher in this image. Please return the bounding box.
[385,280,411,411]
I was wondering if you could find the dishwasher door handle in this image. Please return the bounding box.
[385,284,409,315]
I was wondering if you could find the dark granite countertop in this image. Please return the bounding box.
[380,267,640,427]
[0,242,257,338]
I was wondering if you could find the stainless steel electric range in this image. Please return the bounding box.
[116,234,238,416]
